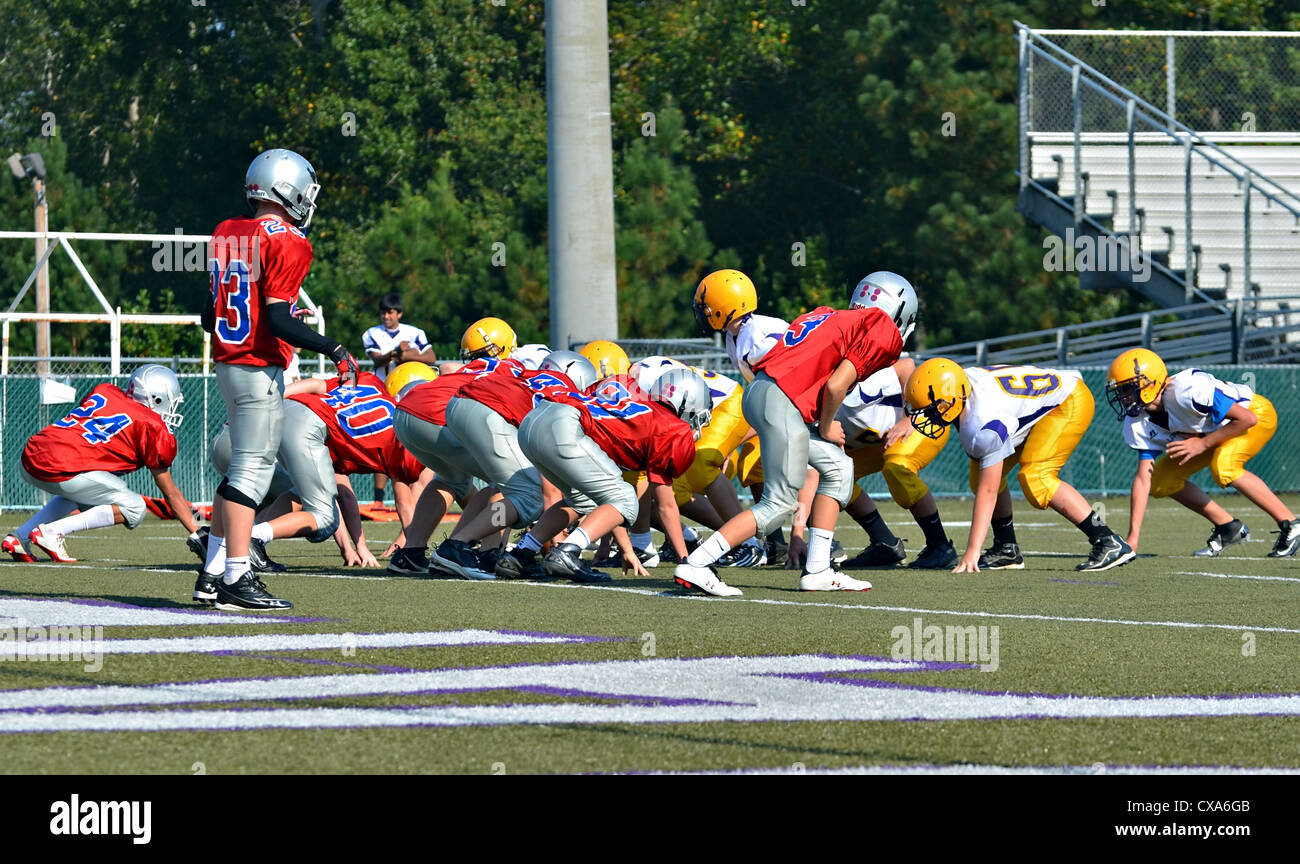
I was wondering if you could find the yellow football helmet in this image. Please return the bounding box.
[905,358,970,440]
[579,340,630,379]
[460,317,517,362]
[693,269,757,333]
[1106,348,1167,419]
[385,361,437,399]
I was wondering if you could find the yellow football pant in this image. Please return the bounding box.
[846,425,948,510]
[967,381,1095,510]
[671,387,750,506]
[1150,394,1277,496]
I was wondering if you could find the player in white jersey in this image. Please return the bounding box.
[1106,348,1299,557]
[906,359,1134,573]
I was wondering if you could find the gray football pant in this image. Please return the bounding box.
[445,396,543,528]
[517,401,638,524]
[208,425,294,506]
[742,373,854,538]
[19,464,146,528]
[392,410,478,501]
[215,362,284,506]
[275,401,341,542]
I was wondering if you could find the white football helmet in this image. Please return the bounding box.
[540,350,598,391]
[245,148,320,229]
[629,355,687,396]
[512,343,552,370]
[125,364,184,431]
[849,271,918,342]
[648,368,712,439]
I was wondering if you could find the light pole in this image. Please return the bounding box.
[7,152,50,377]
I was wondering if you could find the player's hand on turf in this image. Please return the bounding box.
[622,553,649,578]
[357,546,380,568]
[953,553,981,573]
[342,547,363,567]
[785,535,807,570]
[1167,436,1208,465]
[884,417,914,448]
[381,540,401,558]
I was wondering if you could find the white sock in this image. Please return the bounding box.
[630,530,653,551]
[565,527,592,551]
[46,504,117,536]
[516,533,542,553]
[223,555,250,585]
[204,534,227,576]
[19,497,79,545]
[681,525,700,544]
[687,532,732,567]
[251,522,274,544]
[807,527,834,572]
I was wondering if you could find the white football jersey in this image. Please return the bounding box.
[362,322,432,377]
[726,314,789,382]
[837,367,905,447]
[1122,412,1182,455]
[631,355,737,411]
[1163,369,1252,436]
[959,365,1082,468]
[512,343,552,370]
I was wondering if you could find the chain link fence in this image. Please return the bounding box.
[1032,31,1300,134]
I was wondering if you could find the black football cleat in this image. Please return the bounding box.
[430,538,494,580]
[495,547,546,580]
[187,526,210,563]
[1268,518,1300,558]
[192,569,219,605]
[386,547,430,575]
[1076,534,1136,572]
[1194,520,1249,558]
[978,542,1024,570]
[542,544,611,583]
[842,538,906,569]
[213,571,293,611]
[908,540,959,570]
[249,537,287,573]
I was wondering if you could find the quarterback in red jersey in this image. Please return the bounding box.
[674,285,917,596]
[504,367,708,583]
[199,148,359,611]
[7,366,200,563]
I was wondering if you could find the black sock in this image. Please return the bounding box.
[373,485,385,504]
[917,512,948,548]
[859,510,898,545]
[1075,510,1111,543]
[992,515,1017,546]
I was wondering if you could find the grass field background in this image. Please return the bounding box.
[1,495,1298,774]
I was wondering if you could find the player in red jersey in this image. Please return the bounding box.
[505,368,710,582]
[193,371,431,597]
[200,148,359,610]
[673,300,912,596]
[430,351,598,579]
[8,365,200,563]
[390,350,528,569]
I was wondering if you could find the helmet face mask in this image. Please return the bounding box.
[904,358,967,440]
[1105,349,1166,420]
[1105,378,1149,419]
[460,317,517,362]
[126,364,184,432]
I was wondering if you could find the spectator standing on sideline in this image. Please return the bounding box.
[362,293,437,508]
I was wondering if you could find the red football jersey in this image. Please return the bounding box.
[549,382,696,485]
[457,368,577,427]
[288,372,423,483]
[396,358,524,426]
[752,306,903,424]
[209,216,314,368]
[21,383,178,483]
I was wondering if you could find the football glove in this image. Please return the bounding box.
[332,347,359,389]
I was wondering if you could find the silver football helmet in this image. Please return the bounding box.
[850,270,919,343]
[648,367,712,440]
[540,350,598,391]
[125,364,184,431]
[245,148,320,229]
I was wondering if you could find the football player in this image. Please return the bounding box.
[1105,348,1299,557]
[7,365,200,563]
[673,301,909,596]
[579,340,631,380]
[905,359,1132,573]
[388,319,526,574]
[431,351,598,579]
[835,272,957,570]
[503,367,706,582]
[202,148,359,610]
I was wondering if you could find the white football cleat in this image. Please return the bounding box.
[29,525,77,563]
[2,533,36,563]
[799,567,871,592]
[673,563,743,597]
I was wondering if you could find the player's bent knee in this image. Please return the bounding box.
[119,495,147,529]
[1017,470,1057,510]
[308,505,340,543]
[882,461,928,509]
[216,479,260,511]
